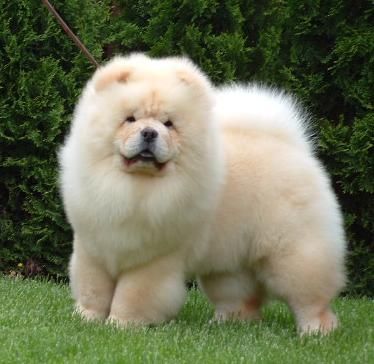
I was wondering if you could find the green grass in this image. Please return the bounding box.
[0,277,373,364]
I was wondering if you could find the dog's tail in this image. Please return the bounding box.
[213,84,314,153]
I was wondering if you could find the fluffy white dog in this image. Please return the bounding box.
[59,54,346,335]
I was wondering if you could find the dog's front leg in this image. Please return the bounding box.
[108,252,186,327]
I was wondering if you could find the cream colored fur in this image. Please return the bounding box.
[59,54,346,335]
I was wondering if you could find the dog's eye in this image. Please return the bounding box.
[126,116,136,123]
[164,120,173,128]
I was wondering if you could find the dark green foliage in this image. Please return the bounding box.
[1,0,372,294]
[0,0,109,277]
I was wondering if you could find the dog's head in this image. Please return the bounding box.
[80,54,213,176]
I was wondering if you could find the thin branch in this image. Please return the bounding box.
[41,0,100,68]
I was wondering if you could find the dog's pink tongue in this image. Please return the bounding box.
[124,157,137,167]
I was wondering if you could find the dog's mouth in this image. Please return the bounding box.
[123,150,166,170]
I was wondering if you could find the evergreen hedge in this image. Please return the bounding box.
[1,0,373,295]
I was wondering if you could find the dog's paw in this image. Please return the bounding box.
[298,309,339,336]
[73,304,107,322]
[213,298,263,322]
[106,315,146,328]
[213,309,262,322]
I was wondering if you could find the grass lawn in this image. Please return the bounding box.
[0,277,373,363]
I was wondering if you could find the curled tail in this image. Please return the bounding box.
[213,84,314,153]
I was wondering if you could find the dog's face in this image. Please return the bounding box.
[84,54,212,176]
[117,115,178,173]
[114,92,181,175]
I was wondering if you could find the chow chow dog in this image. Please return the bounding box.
[59,54,346,335]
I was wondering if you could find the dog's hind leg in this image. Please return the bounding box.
[258,239,345,335]
[199,270,265,322]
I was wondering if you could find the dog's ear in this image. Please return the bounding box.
[175,60,212,93]
[177,70,197,86]
[93,59,132,91]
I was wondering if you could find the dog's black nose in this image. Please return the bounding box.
[141,127,158,143]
